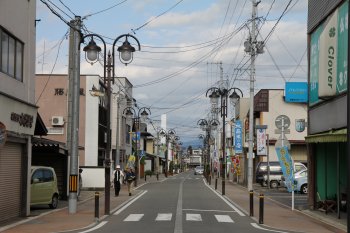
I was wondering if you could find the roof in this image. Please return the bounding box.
[305,129,347,143]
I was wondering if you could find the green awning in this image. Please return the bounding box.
[305,129,347,143]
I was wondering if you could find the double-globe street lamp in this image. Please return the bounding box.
[205,87,243,195]
[81,33,140,215]
[159,129,177,177]
[197,119,219,182]
[123,106,151,186]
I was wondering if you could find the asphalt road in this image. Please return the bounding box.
[73,171,297,233]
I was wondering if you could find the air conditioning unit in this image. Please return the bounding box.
[51,116,64,126]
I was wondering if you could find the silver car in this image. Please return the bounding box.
[282,169,308,194]
[194,166,204,175]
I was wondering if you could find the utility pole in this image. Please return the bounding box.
[68,16,81,214]
[246,0,264,191]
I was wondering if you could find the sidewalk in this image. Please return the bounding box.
[208,175,347,233]
[0,173,164,233]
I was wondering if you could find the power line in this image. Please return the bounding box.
[36,31,68,104]
[131,0,184,34]
[82,0,128,19]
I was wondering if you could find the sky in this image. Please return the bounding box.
[35,0,308,148]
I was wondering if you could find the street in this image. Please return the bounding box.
[71,171,297,233]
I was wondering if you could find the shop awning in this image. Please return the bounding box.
[305,129,347,143]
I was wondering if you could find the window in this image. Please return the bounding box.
[32,170,43,183]
[0,27,23,81]
[43,169,54,182]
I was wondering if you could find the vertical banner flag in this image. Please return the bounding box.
[234,120,243,154]
[275,146,294,192]
[256,128,267,155]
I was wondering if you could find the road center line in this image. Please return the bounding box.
[174,179,184,233]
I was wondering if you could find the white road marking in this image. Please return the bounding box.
[251,223,289,232]
[204,180,245,216]
[114,190,148,215]
[183,208,234,213]
[186,213,202,221]
[215,215,234,223]
[124,214,144,222]
[155,213,173,221]
[79,221,108,233]
[174,179,184,233]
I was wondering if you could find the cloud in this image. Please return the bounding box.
[36,0,309,144]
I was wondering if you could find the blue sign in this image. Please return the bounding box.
[285,82,308,103]
[234,120,243,154]
[275,146,294,192]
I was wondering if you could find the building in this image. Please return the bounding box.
[233,89,307,185]
[0,0,37,222]
[307,0,347,217]
[35,74,135,188]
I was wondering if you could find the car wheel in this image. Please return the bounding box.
[49,194,58,209]
[301,184,308,194]
[270,180,279,189]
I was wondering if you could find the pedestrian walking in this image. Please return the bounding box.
[125,167,135,196]
[113,165,124,196]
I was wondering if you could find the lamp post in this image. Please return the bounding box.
[123,106,151,186]
[159,129,177,177]
[81,33,140,215]
[197,119,219,181]
[206,87,243,195]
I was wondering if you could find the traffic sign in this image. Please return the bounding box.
[274,129,290,134]
[275,115,290,129]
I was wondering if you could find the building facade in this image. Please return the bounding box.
[0,0,37,222]
[233,89,307,185]
[307,0,347,216]
[35,74,134,187]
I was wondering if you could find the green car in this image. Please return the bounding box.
[30,166,59,209]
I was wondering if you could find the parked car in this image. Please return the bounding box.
[281,169,308,194]
[30,166,59,209]
[194,166,204,175]
[256,161,307,188]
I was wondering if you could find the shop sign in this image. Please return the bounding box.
[310,1,348,105]
[10,112,34,128]
[295,119,306,132]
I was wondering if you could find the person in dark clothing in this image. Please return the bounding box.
[113,165,124,196]
[125,168,135,196]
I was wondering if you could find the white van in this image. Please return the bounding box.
[256,162,307,188]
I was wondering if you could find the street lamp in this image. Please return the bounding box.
[206,87,243,195]
[159,129,177,177]
[123,106,151,186]
[197,119,219,181]
[81,33,140,215]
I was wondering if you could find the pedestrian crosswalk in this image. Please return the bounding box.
[121,213,234,223]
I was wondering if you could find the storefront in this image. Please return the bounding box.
[0,94,37,223]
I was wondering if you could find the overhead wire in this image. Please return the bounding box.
[82,0,128,19]
[131,0,184,34]
[36,31,68,104]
